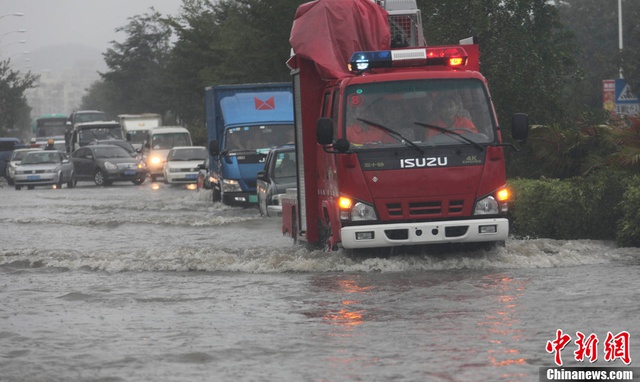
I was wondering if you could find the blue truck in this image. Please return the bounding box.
[205,83,294,206]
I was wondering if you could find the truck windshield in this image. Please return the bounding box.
[224,124,294,152]
[79,127,123,144]
[126,130,149,145]
[343,79,495,149]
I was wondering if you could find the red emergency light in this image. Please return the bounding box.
[348,46,468,72]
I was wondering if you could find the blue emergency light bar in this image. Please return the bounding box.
[348,47,468,72]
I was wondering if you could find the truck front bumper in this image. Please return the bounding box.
[340,218,508,249]
[222,192,258,206]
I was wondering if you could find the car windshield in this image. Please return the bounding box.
[169,148,207,161]
[93,146,131,159]
[93,140,134,153]
[343,78,495,150]
[12,150,38,161]
[21,152,61,164]
[273,151,296,181]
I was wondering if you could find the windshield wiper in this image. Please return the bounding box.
[356,118,424,155]
[414,122,484,151]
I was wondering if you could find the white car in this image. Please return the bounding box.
[14,150,75,190]
[4,148,42,186]
[163,146,208,185]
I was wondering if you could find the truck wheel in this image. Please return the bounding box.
[212,186,221,202]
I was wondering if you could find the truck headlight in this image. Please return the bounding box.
[339,197,378,222]
[351,202,378,221]
[221,179,241,192]
[474,195,499,215]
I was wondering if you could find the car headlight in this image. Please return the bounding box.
[169,168,181,173]
[104,162,118,170]
[474,195,499,215]
[44,168,56,173]
[150,156,163,165]
[138,163,146,169]
[221,179,241,192]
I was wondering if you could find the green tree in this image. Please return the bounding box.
[419,0,576,129]
[98,9,173,119]
[0,59,38,138]
[164,0,302,137]
[557,0,640,117]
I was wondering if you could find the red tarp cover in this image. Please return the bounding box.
[289,0,390,80]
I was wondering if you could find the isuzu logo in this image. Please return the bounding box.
[400,157,448,168]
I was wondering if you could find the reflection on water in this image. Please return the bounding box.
[479,274,528,378]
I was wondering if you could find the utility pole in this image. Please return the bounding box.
[618,0,623,79]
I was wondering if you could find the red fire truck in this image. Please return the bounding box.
[282,0,528,251]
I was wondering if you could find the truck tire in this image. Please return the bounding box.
[212,185,221,202]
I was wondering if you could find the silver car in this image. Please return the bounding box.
[4,148,42,186]
[14,150,76,190]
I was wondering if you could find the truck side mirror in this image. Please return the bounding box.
[257,170,266,181]
[316,118,334,145]
[125,132,132,142]
[511,113,529,141]
[209,140,219,156]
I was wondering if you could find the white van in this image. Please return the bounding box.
[142,126,192,181]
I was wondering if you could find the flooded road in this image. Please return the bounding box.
[1,179,639,381]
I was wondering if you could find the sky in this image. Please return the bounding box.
[1,0,183,56]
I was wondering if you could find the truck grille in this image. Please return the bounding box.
[383,199,466,219]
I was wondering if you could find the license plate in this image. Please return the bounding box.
[186,174,197,179]
[249,195,258,203]
[124,170,135,176]
[27,175,40,180]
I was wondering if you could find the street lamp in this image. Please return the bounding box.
[0,39,27,52]
[0,29,27,40]
[0,12,24,21]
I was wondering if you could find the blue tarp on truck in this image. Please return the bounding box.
[205,83,294,205]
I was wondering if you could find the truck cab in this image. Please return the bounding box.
[205,83,294,206]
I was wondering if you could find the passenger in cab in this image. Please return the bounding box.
[346,103,395,146]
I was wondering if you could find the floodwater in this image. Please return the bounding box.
[1,179,639,382]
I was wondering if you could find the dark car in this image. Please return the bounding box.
[71,145,147,186]
[256,145,296,216]
[0,137,22,177]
